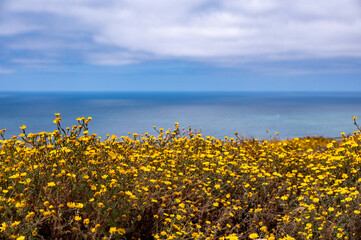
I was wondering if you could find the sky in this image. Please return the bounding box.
[0,0,361,92]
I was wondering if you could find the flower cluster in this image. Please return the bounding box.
[0,114,360,239]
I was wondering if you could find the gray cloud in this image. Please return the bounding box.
[2,0,361,65]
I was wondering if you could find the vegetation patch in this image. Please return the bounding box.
[0,114,361,239]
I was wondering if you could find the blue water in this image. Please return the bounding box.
[0,92,360,140]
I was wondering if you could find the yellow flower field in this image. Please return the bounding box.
[0,114,361,239]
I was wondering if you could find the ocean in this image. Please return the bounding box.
[0,92,360,140]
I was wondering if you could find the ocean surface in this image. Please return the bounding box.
[0,92,361,140]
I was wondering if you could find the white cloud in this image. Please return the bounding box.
[0,67,13,74]
[2,0,361,65]
[10,58,57,69]
[0,20,41,36]
[11,59,55,64]
[86,52,142,66]
[253,65,361,76]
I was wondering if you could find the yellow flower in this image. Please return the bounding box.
[222,233,239,240]
[249,233,259,239]
[109,227,117,234]
[213,202,219,207]
[281,195,288,201]
[19,125,26,130]
[67,202,76,208]
[0,222,8,232]
[43,211,51,216]
[10,221,21,228]
[53,116,61,124]
[280,236,296,240]
[312,198,320,203]
[260,226,267,232]
[32,228,38,236]
[47,182,56,187]
[354,210,361,214]
[75,203,84,208]
[117,228,126,235]
[74,216,82,221]
[25,212,35,220]
[83,219,90,225]
[16,237,25,240]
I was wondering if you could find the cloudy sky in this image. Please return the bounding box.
[0,0,360,91]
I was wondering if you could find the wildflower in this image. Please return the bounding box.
[26,212,35,220]
[53,116,61,124]
[47,182,56,187]
[222,233,239,240]
[67,202,76,208]
[249,233,259,239]
[43,211,51,216]
[281,195,288,201]
[117,228,126,235]
[9,173,20,179]
[74,216,82,221]
[109,227,117,234]
[83,219,90,225]
[75,203,84,208]
[10,221,20,228]
[312,198,320,203]
[0,222,8,232]
[280,236,296,240]
[16,237,25,240]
